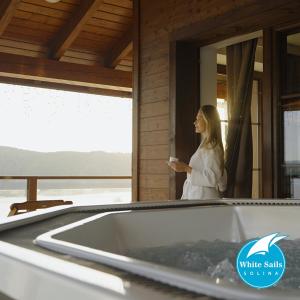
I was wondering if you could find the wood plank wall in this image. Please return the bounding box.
[137,0,300,201]
[138,0,256,201]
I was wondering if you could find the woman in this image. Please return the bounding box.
[168,105,227,200]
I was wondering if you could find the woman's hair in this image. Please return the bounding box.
[200,105,225,172]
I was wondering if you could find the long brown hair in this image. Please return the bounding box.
[200,105,225,172]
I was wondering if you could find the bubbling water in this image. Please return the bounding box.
[126,239,300,290]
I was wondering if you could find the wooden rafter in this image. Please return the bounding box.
[0,52,132,91]
[49,0,104,60]
[105,26,133,68]
[0,0,20,36]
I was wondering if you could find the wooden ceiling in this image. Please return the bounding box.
[0,0,133,96]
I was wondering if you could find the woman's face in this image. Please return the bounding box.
[194,111,207,134]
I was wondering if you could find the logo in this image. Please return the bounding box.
[236,233,287,289]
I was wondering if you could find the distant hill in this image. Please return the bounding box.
[0,146,131,189]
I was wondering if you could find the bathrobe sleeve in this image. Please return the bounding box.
[190,148,223,188]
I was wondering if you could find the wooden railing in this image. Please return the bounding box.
[0,176,132,202]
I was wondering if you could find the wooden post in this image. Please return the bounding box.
[27,177,37,206]
[132,0,140,202]
[169,41,200,199]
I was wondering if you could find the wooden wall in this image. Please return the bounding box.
[137,0,255,201]
[137,0,300,201]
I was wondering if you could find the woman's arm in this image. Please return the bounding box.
[167,161,191,173]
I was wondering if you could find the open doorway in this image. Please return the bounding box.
[196,31,263,198]
[169,31,264,199]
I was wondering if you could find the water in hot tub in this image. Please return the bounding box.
[125,239,300,290]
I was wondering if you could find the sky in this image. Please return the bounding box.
[0,83,132,153]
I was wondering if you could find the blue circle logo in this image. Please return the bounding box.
[236,233,287,289]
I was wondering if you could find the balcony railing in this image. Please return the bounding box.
[0,176,132,202]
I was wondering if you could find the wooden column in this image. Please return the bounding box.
[132,0,140,202]
[273,30,284,198]
[169,41,200,199]
[262,28,281,198]
[262,29,274,198]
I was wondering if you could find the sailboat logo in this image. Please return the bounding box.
[236,232,287,289]
[246,233,287,258]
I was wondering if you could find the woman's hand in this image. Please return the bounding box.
[167,161,192,173]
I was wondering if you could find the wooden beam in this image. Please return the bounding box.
[49,0,104,60]
[0,76,132,98]
[171,0,300,43]
[217,64,263,80]
[0,52,132,91]
[287,44,300,56]
[0,0,20,36]
[105,27,133,68]
[217,47,263,64]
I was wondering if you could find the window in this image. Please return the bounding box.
[280,29,300,198]
[0,83,132,216]
[285,32,300,94]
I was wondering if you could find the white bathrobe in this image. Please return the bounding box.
[181,143,227,200]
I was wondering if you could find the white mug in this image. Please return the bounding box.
[169,156,179,162]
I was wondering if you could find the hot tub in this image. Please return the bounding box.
[35,200,300,300]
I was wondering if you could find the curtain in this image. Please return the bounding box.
[225,38,257,198]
